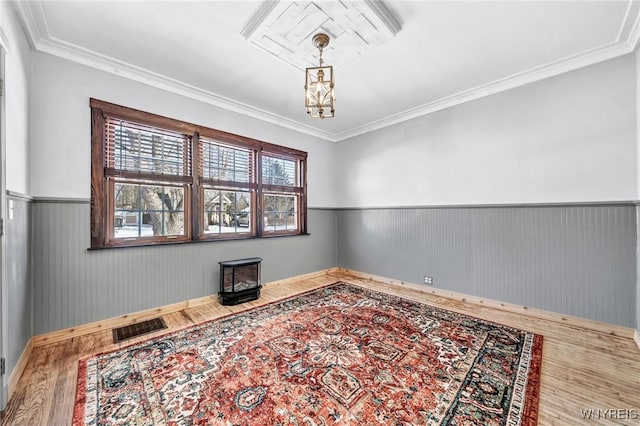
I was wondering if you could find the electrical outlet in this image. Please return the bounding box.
[424,276,433,285]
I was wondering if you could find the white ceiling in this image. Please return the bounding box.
[15,0,640,142]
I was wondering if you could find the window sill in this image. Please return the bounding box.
[87,232,312,251]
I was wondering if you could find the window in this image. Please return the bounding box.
[200,138,256,237]
[261,154,304,234]
[90,99,307,248]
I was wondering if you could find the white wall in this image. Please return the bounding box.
[28,49,638,208]
[1,1,31,194]
[0,1,33,402]
[334,54,637,207]
[636,48,640,334]
[29,52,336,207]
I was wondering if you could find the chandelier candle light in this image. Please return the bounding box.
[305,33,335,119]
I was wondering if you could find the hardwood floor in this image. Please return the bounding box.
[2,270,639,425]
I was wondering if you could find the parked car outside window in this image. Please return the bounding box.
[231,212,250,227]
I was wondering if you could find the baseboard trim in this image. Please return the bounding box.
[28,265,636,349]
[8,338,33,400]
[31,268,339,347]
[339,268,636,339]
[265,267,340,288]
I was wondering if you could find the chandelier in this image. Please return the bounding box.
[305,33,335,119]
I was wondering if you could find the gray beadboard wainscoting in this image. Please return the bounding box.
[27,200,639,334]
[337,204,637,327]
[5,194,32,381]
[31,201,338,334]
[636,205,640,332]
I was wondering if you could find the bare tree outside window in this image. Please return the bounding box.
[112,126,186,238]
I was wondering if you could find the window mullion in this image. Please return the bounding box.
[256,149,263,236]
[137,184,142,237]
[301,158,307,234]
[192,132,201,240]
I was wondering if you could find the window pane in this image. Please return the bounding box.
[262,155,296,186]
[201,139,252,183]
[263,194,298,232]
[114,183,185,238]
[107,119,189,176]
[203,189,252,235]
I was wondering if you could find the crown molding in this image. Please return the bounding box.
[364,0,401,34]
[335,39,637,141]
[619,0,640,48]
[335,1,640,142]
[12,0,47,49]
[14,1,640,143]
[13,1,337,142]
[38,36,337,141]
[240,0,279,40]
[0,27,9,54]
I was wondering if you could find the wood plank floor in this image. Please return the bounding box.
[2,270,639,425]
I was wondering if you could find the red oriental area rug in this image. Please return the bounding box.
[73,282,542,425]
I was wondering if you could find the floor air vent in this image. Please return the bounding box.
[113,317,167,343]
